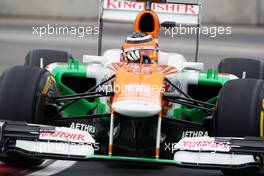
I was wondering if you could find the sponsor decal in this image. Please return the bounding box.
[164,136,230,153]
[104,0,199,15]
[70,122,95,134]
[174,137,231,152]
[39,127,95,143]
[41,76,53,95]
[182,131,209,138]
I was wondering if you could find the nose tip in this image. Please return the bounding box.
[112,100,161,117]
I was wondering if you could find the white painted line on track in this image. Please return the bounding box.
[27,160,76,176]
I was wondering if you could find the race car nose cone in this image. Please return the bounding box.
[112,100,161,117]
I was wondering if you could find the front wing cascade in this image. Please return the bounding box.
[0,120,263,170]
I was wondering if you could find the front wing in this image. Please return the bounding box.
[0,120,263,171]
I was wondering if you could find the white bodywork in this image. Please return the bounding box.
[174,151,255,166]
[173,137,255,166]
[16,140,94,156]
[112,100,161,117]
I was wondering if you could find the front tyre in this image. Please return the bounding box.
[0,66,58,167]
[214,79,264,175]
[25,49,73,68]
[215,79,264,137]
[218,58,262,79]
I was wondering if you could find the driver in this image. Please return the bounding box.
[121,32,159,64]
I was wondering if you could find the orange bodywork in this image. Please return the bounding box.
[109,63,177,112]
[114,65,164,105]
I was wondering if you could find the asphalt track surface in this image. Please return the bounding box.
[0,18,264,176]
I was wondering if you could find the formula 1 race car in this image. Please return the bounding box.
[0,0,264,176]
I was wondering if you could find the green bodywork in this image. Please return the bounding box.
[50,61,232,124]
[51,61,107,117]
[85,154,182,165]
[82,154,257,169]
[182,70,231,123]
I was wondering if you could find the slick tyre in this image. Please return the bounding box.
[25,49,73,68]
[214,79,264,176]
[218,58,262,79]
[215,79,264,137]
[0,66,58,167]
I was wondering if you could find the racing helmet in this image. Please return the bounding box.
[121,32,159,64]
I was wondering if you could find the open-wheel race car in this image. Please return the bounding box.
[1,0,264,175]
